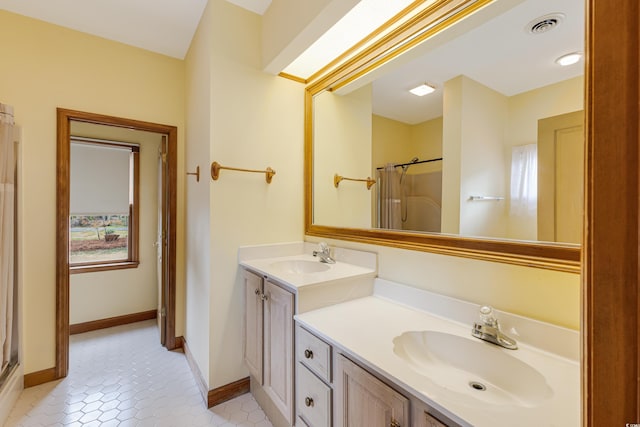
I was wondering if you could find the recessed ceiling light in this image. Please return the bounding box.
[555,52,582,66]
[409,83,436,96]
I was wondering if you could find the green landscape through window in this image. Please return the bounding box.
[69,214,129,264]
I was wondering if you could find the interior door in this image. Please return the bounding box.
[156,137,168,345]
[537,110,584,243]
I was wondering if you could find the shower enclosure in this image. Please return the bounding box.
[376,157,443,232]
[0,103,20,424]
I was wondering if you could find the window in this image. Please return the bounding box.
[69,214,130,263]
[69,139,139,272]
[510,143,537,216]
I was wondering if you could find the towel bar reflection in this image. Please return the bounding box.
[469,196,505,201]
[334,174,376,190]
[186,166,200,182]
[211,161,276,184]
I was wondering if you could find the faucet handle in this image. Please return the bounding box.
[479,306,499,328]
[318,242,329,253]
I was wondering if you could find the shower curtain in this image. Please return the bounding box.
[378,163,402,229]
[0,103,15,374]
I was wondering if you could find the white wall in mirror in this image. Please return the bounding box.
[311,0,584,245]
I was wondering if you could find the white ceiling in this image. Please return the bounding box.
[0,0,270,59]
[371,0,584,124]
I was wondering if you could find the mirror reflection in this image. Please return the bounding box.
[312,0,584,244]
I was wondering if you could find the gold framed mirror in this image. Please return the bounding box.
[304,0,582,273]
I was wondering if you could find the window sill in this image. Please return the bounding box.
[69,261,140,274]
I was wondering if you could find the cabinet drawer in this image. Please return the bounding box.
[297,325,332,382]
[297,364,332,427]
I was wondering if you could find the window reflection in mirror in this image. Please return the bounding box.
[312,0,584,245]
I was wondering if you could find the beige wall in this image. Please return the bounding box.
[456,76,508,238]
[372,115,443,174]
[442,76,508,237]
[68,123,161,325]
[184,0,213,386]
[372,115,411,169]
[410,117,443,173]
[307,236,580,330]
[314,86,373,228]
[0,10,185,375]
[441,76,463,235]
[185,0,305,390]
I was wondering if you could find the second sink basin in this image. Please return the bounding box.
[270,259,331,274]
[393,330,553,407]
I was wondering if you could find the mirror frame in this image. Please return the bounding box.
[304,0,581,273]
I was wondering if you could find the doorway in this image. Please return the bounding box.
[55,109,178,379]
[537,110,584,244]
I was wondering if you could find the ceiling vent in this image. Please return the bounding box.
[526,13,565,35]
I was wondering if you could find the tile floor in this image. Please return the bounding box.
[4,320,273,427]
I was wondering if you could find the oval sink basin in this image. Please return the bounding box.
[270,260,331,274]
[393,331,553,407]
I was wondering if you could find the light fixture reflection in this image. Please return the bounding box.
[409,83,436,96]
[555,52,582,66]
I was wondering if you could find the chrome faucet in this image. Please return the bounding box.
[471,306,518,350]
[312,242,336,264]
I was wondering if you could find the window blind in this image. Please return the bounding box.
[70,142,132,215]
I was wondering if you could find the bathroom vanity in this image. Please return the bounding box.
[239,242,377,426]
[243,269,295,423]
[294,279,579,427]
[239,243,579,427]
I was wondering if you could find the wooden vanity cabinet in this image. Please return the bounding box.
[243,269,295,425]
[296,324,333,427]
[335,354,410,427]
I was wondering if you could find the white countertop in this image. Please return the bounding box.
[295,293,580,427]
[238,242,378,313]
[239,254,376,291]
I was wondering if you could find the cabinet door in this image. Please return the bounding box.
[412,399,453,427]
[243,270,263,382]
[336,354,409,427]
[263,280,295,424]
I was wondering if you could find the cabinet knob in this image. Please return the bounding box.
[304,349,313,359]
[254,289,260,296]
[304,397,314,407]
[261,294,269,301]
[390,420,401,427]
